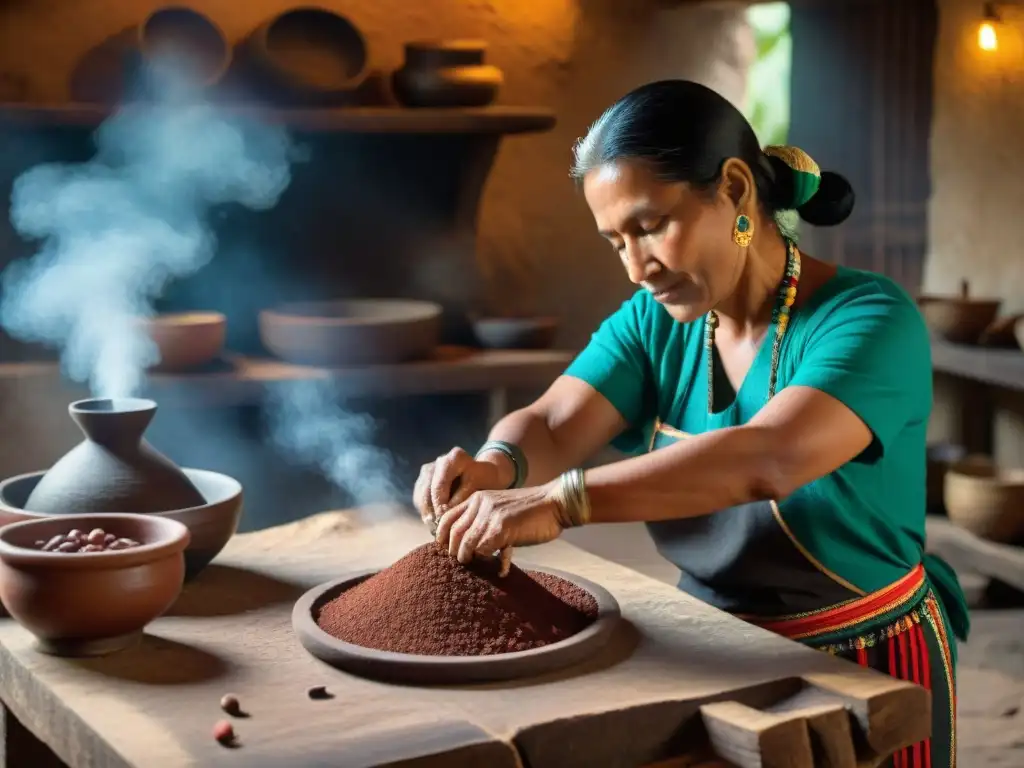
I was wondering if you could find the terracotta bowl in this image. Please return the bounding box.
[944,457,1024,543]
[139,311,226,372]
[0,468,242,582]
[926,442,967,513]
[472,316,559,350]
[917,295,1001,344]
[139,6,231,89]
[259,299,443,367]
[0,513,189,656]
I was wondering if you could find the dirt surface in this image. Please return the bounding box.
[957,610,1024,766]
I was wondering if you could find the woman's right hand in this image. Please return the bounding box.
[413,447,509,527]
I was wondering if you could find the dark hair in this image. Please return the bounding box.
[571,79,854,228]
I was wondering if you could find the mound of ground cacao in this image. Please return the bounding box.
[315,543,600,656]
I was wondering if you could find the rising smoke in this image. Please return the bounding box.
[0,62,402,510]
[263,381,401,509]
[1,67,293,398]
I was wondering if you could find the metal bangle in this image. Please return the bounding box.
[475,440,527,489]
[553,468,592,528]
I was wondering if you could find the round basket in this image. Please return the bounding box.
[944,456,1024,542]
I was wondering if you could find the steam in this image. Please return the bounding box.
[264,381,401,509]
[0,61,403,512]
[0,68,293,398]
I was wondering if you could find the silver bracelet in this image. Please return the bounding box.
[475,440,527,489]
[553,468,592,528]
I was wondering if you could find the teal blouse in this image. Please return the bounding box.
[564,266,968,640]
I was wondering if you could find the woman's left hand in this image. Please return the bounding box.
[434,483,563,568]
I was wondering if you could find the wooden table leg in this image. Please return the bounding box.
[699,673,930,768]
[0,700,66,768]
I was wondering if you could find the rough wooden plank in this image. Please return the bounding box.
[0,510,931,767]
[0,104,557,135]
[697,669,932,768]
[798,671,930,758]
[0,701,65,768]
[926,517,1024,593]
[764,688,856,768]
[701,700,815,767]
[0,349,575,407]
[931,339,1024,392]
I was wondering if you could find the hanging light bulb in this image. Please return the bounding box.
[980,3,1001,51]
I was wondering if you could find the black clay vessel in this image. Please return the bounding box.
[23,398,206,515]
[392,40,502,108]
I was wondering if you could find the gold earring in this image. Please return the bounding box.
[732,214,753,247]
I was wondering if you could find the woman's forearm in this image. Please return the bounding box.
[479,408,579,486]
[582,425,783,524]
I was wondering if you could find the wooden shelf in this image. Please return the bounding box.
[926,517,1024,593]
[0,347,573,406]
[0,103,556,135]
[931,339,1024,391]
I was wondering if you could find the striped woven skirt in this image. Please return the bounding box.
[748,564,957,768]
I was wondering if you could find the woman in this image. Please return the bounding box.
[413,79,967,768]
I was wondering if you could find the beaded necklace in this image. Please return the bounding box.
[705,239,801,414]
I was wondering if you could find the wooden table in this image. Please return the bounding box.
[0,510,931,768]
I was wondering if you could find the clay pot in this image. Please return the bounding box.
[259,299,443,367]
[236,8,369,106]
[0,513,189,656]
[69,6,231,104]
[472,316,559,350]
[0,468,242,582]
[944,456,1024,543]
[23,398,206,516]
[392,40,503,108]
[140,312,226,372]
[917,279,1001,345]
[926,442,967,514]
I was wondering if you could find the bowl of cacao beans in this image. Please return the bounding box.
[0,513,190,657]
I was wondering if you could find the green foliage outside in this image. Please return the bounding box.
[743,3,792,147]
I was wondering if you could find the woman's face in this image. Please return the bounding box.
[582,158,750,323]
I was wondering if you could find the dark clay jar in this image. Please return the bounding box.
[24,398,206,515]
[392,40,502,108]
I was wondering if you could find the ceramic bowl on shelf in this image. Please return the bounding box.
[0,513,189,656]
[917,279,1001,344]
[236,7,369,106]
[472,316,559,350]
[259,299,443,367]
[944,456,1024,543]
[69,6,231,105]
[139,6,232,88]
[139,312,226,372]
[0,468,242,583]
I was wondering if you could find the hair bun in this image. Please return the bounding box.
[796,171,855,227]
